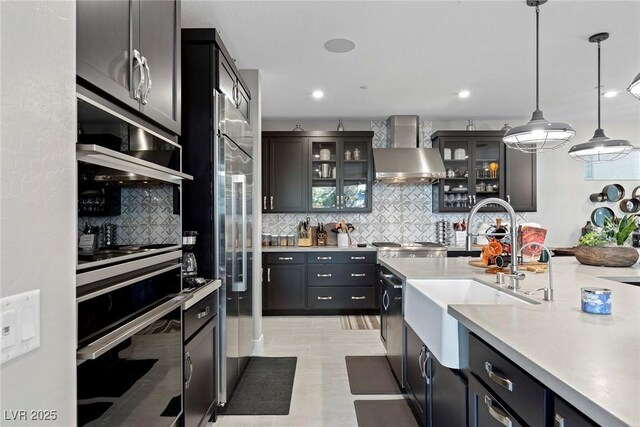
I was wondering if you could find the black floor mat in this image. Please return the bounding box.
[160,395,182,417]
[346,356,401,394]
[78,402,113,426]
[78,359,158,399]
[354,400,419,427]
[220,357,297,415]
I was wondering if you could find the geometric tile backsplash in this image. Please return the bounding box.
[263,120,527,245]
[78,184,181,246]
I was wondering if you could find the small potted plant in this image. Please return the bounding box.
[575,214,639,267]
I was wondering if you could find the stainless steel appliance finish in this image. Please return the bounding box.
[379,266,404,385]
[372,115,446,184]
[373,241,447,259]
[217,94,253,405]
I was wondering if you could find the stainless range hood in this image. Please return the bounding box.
[373,115,446,184]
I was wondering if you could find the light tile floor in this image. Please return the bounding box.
[212,316,405,427]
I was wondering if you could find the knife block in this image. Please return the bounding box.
[298,234,312,247]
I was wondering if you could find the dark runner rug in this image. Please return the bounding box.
[354,400,419,427]
[220,357,297,415]
[346,355,401,395]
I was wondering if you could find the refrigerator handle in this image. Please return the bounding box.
[232,174,247,292]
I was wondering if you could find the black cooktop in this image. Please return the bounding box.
[372,241,444,248]
[372,242,401,248]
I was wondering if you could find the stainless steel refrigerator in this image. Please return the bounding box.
[215,94,253,405]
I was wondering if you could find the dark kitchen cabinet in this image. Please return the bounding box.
[263,137,309,213]
[263,263,306,310]
[380,268,403,385]
[261,131,374,214]
[468,374,523,427]
[217,52,251,122]
[504,147,537,212]
[262,250,377,314]
[431,131,536,212]
[77,0,181,134]
[553,396,598,427]
[405,323,467,427]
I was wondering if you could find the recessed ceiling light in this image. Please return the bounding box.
[312,90,324,99]
[324,38,356,53]
[603,90,618,98]
[458,90,471,98]
[360,86,368,90]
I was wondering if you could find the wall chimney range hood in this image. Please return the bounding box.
[373,115,446,184]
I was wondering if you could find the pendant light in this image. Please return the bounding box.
[569,33,633,163]
[628,72,640,99]
[502,0,575,153]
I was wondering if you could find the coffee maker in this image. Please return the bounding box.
[182,231,206,288]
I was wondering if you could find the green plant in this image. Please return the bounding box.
[579,214,638,247]
[603,214,638,246]
[578,231,610,247]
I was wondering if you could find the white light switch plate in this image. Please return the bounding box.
[1,290,40,364]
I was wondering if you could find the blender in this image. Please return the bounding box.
[182,231,206,288]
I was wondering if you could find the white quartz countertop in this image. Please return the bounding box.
[183,279,221,310]
[262,246,377,252]
[379,257,640,427]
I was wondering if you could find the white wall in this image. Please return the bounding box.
[1,1,76,425]
[264,118,640,247]
[240,69,264,353]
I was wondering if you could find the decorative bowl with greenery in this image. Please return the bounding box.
[576,214,639,267]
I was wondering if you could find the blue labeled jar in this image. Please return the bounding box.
[581,288,612,315]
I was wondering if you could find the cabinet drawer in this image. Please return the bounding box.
[469,334,546,427]
[266,252,305,264]
[469,374,524,427]
[553,396,597,427]
[308,264,375,286]
[307,252,376,264]
[308,286,376,309]
[184,291,218,340]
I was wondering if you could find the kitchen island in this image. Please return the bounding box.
[379,256,640,427]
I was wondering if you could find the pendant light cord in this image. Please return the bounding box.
[535,5,540,112]
[597,40,601,130]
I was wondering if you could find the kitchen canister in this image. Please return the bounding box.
[337,233,349,247]
[443,148,452,160]
[319,148,331,161]
[581,287,612,314]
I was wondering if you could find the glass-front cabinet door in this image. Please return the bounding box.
[440,137,472,211]
[310,138,338,211]
[472,137,503,208]
[341,138,371,210]
[309,136,372,213]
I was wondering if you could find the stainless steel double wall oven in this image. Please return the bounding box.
[75,87,192,427]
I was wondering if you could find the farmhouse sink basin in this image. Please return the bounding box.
[404,279,538,369]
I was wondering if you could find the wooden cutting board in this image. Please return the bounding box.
[468,260,549,273]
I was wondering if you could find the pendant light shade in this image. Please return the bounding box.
[569,33,633,163]
[628,72,640,99]
[503,0,575,153]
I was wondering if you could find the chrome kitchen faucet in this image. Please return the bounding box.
[466,198,525,289]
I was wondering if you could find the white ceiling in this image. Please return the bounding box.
[182,1,640,122]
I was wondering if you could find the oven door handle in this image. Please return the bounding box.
[77,293,192,360]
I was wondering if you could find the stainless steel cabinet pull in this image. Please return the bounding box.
[185,351,194,389]
[425,350,431,385]
[351,256,366,260]
[317,256,332,260]
[270,195,274,210]
[554,414,565,427]
[351,273,366,277]
[382,290,389,310]
[485,361,513,391]
[418,346,426,379]
[132,49,145,101]
[484,395,513,427]
[473,195,477,204]
[317,296,332,300]
[317,273,332,277]
[507,194,511,203]
[267,267,271,282]
[278,257,293,261]
[351,296,366,300]
[197,306,210,319]
[263,196,267,210]
[141,55,151,104]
